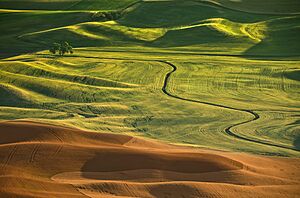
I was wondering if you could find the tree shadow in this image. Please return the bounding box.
[293,134,300,150]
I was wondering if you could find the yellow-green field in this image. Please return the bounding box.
[0,0,299,156]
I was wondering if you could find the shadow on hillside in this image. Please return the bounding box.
[148,26,245,48]
[293,135,300,151]
[0,49,43,59]
[242,27,300,58]
[0,37,141,60]
[80,150,238,182]
[118,0,272,28]
[284,70,300,81]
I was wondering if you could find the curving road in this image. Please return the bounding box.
[159,60,300,152]
[27,54,299,152]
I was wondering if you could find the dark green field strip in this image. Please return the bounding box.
[194,0,300,15]
[0,0,139,11]
[213,0,300,14]
[0,11,92,35]
[119,0,279,28]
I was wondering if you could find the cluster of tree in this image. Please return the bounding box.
[91,11,123,21]
[49,42,73,56]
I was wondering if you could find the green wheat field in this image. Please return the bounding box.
[0,0,299,157]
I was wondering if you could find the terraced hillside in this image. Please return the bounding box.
[0,0,300,157]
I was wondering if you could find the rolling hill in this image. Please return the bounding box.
[0,0,300,197]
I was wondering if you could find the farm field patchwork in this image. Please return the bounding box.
[1,48,299,156]
[0,0,300,197]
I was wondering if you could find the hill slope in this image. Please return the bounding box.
[0,121,299,197]
[1,1,300,196]
[0,0,300,155]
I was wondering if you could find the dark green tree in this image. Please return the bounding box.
[49,42,60,55]
[49,42,73,56]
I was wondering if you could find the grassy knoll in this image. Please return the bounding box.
[1,0,300,57]
[0,0,299,156]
